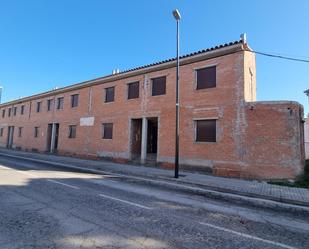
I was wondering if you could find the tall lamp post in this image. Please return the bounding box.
[173,9,181,178]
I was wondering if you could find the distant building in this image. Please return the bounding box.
[305,89,309,159]
[0,38,305,180]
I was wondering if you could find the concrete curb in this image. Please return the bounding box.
[1,152,309,216]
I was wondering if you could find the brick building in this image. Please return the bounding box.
[0,38,305,180]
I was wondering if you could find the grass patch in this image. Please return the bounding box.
[269,160,309,189]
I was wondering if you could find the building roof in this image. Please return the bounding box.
[122,40,242,73]
[0,39,246,107]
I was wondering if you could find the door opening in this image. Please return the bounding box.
[147,118,158,160]
[130,119,142,160]
[47,123,59,153]
[7,126,14,149]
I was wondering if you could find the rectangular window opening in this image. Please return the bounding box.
[105,87,115,103]
[18,127,23,137]
[34,127,39,138]
[71,94,79,108]
[68,125,77,139]
[57,97,64,110]
[36,102,41,113]
[21,105,25,115]
[152,76,166,96]
[128,82,139,99]
[102,123,113,139]
[47,99,54,111]
[196,66,216,90]
[196,119,216,142]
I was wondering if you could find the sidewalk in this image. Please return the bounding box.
[0,148,309,209]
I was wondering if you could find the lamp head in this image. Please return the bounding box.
[172,9,181,20]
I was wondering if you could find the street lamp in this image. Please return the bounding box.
[172,9,181,178]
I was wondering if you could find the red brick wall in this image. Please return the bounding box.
[242,102,304,179]
[0,47,305,180]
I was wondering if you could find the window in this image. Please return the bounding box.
[102,123,113,139]
[105,87,115,103]
[195,119,216,142]
[21,105,25,115]
[128,82,139,99]
[13,107,17,116]
[0,128,3,137]
[152,76,166,96]
[18,127,22,137]
[47,99,53,111]
[34,127,39,137]
[196,66,216,89]
[8,108,11,117]
[71,94,79,108]
[2,109,5,118]
[36,102,41,112]
[68,125,77,138]
[57,97,64,110]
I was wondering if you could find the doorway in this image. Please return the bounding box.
[47,123,59,153]
[147,118,158,160]
[7,126,14,149]
[130,117,158,163]
[130,119,142,160]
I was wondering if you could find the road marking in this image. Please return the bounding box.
[199,222,297,249]
[47,179,80,190]
[99,193,152,210]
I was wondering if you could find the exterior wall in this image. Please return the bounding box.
[243,50,257,102]
[242,102,304,179]
[0,43,305,180]
[305,116,309,159]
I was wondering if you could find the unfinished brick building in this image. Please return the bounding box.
[0,38,305,180]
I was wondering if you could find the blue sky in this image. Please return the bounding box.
[0,0,308,114]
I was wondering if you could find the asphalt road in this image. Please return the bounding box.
[0,156,308,249]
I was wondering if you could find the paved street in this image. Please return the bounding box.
[0,155,308,249]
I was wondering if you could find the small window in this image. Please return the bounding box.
[128,82,139,99]
[0,128,3,137]
[152,76,166,96]
[21,105,25,115]
[34,127,39,138]
[18,127,23,137]
[36,102,41,113]
[102,123,113,139]
[13,107,17,116]
[47,99,53,111]
[71,94,79,108]
[195,119,216,142]
[2,109,5,118]
[8,108,11,117]
[57,97,64,110]
[68,125,77,138]
[196,66,216,89]
[105,87,115,103]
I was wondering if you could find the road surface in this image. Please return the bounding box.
[0,155,308,249]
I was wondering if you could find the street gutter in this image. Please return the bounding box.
[0,151,309,216]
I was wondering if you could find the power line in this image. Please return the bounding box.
[246,49,309,63]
